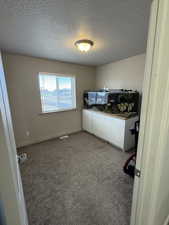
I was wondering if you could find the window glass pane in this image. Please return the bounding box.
[57,77,72,109]
[39,74,76,113]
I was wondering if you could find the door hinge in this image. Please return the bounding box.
[135,168,141,178]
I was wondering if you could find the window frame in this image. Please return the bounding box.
[38,72,77,114]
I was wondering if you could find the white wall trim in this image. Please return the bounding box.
[17,129,82,148]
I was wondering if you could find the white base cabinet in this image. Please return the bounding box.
[82,109,138,151]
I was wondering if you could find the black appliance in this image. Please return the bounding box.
[84,89,139,114]
[123,120,140,178]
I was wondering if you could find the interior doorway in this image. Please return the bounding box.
[2,0,169,225]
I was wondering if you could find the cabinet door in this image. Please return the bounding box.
[108,117,125,149]
[99,114,112,141]
[82,110,93,133]
[92,111,106,139]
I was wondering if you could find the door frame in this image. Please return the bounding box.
[130,0,159,224]
[0,51,28,225]
[131,0,169,224]
[1,0,169,224]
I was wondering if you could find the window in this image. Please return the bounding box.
[39,73,76,113]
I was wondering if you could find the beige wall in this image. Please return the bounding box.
[3,53,96,147]
[96,54,146,93]
[3,53,145,147]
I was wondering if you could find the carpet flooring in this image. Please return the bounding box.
[19,131,133,225]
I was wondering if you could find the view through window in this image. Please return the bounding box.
[39,73,76,113]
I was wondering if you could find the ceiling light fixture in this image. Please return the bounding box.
[75,39,94,52]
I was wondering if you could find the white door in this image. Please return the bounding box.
[0,52,28,225]
[130,0,159,224]
[131,0,169,225]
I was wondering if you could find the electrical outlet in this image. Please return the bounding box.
[26,131,30,137]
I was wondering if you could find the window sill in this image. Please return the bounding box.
[39,108,77,115]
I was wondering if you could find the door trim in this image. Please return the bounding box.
[131,0,169,224]
[0,51,28,225]
[130,0,159,223]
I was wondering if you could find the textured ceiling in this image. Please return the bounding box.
[0,0,151,66]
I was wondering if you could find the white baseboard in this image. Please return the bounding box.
[17,129,82,148]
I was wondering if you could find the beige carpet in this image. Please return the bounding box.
[19,131,133,225]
